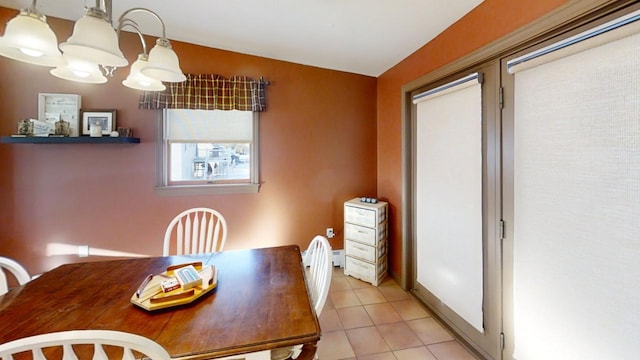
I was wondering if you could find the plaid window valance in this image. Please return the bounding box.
[138,74,267,112]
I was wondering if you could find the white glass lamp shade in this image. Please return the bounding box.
[140,38,186,82]
[50,54,107,84]
[0,10,62,67]
[59,12,127,67]
[122,54,166,91]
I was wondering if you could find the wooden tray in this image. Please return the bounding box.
[131,262,218,311]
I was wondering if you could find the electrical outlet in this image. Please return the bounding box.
[326,228,335,239]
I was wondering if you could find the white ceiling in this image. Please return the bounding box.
[0,0,483,77]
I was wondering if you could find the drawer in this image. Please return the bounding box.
[346,239,386,263]
[345,256,376,284]
[344,222,386,246]
[344,255,387,286]
[345,223,375,245]
[344,205,377,227]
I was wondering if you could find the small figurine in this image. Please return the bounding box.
[55,119,71,136]
[17,119,33,136]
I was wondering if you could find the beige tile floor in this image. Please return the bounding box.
[316,268,480,360]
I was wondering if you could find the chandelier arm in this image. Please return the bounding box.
[117,8,167,39]
[102,0,112,21]
[117,20,148,56]
[24,0,44,19]
[87,0,113,21]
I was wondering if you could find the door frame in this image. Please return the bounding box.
[409,60,502,360]
[398,1,632,359]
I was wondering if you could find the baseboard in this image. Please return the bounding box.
[301,249,344,268]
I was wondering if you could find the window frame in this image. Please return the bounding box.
[154,110,260,196]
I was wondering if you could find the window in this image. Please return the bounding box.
[156,109,260,195]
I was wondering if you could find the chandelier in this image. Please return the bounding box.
[0,0,185,91]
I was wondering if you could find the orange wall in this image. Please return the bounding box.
[377,0,571,278]
[1,0,576,280]
[0,7,377,275]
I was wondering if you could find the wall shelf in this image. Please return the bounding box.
[0,136,140,144]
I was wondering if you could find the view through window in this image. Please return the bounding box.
[170,142,251,183]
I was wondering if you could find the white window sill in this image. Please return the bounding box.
[154,183,260,196]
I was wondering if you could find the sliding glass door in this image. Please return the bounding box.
[503,10,640,359]
[410,60,503,360]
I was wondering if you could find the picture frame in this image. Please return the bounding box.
[81,110,117,136]
[38,93,81,136]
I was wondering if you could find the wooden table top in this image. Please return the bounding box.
[0,246,320,360]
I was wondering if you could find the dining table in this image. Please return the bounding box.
[0,245,320,360]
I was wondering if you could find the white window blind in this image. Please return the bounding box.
[510,11,640,360]
[413,72,484,332]
[166,109,253,141]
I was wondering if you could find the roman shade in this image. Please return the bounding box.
[165,109,252,142]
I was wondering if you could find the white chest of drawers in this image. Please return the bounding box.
[343,198,388,286]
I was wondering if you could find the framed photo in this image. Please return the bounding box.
[81,110,116,136]
[38,93,81,136]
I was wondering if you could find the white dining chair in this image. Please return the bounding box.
[271,235,333,360]
[0,330,171,360]
[162,207,227,256]
[303,235,333,316]
[0,256,31,296]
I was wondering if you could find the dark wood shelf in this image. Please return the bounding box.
[1,136,140,144]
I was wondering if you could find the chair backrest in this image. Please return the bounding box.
[303,235,333,315]
[0,256,31,296]
[0,330,171,360]
[163,207,227,256]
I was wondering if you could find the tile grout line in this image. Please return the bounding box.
[324,269,480,359]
